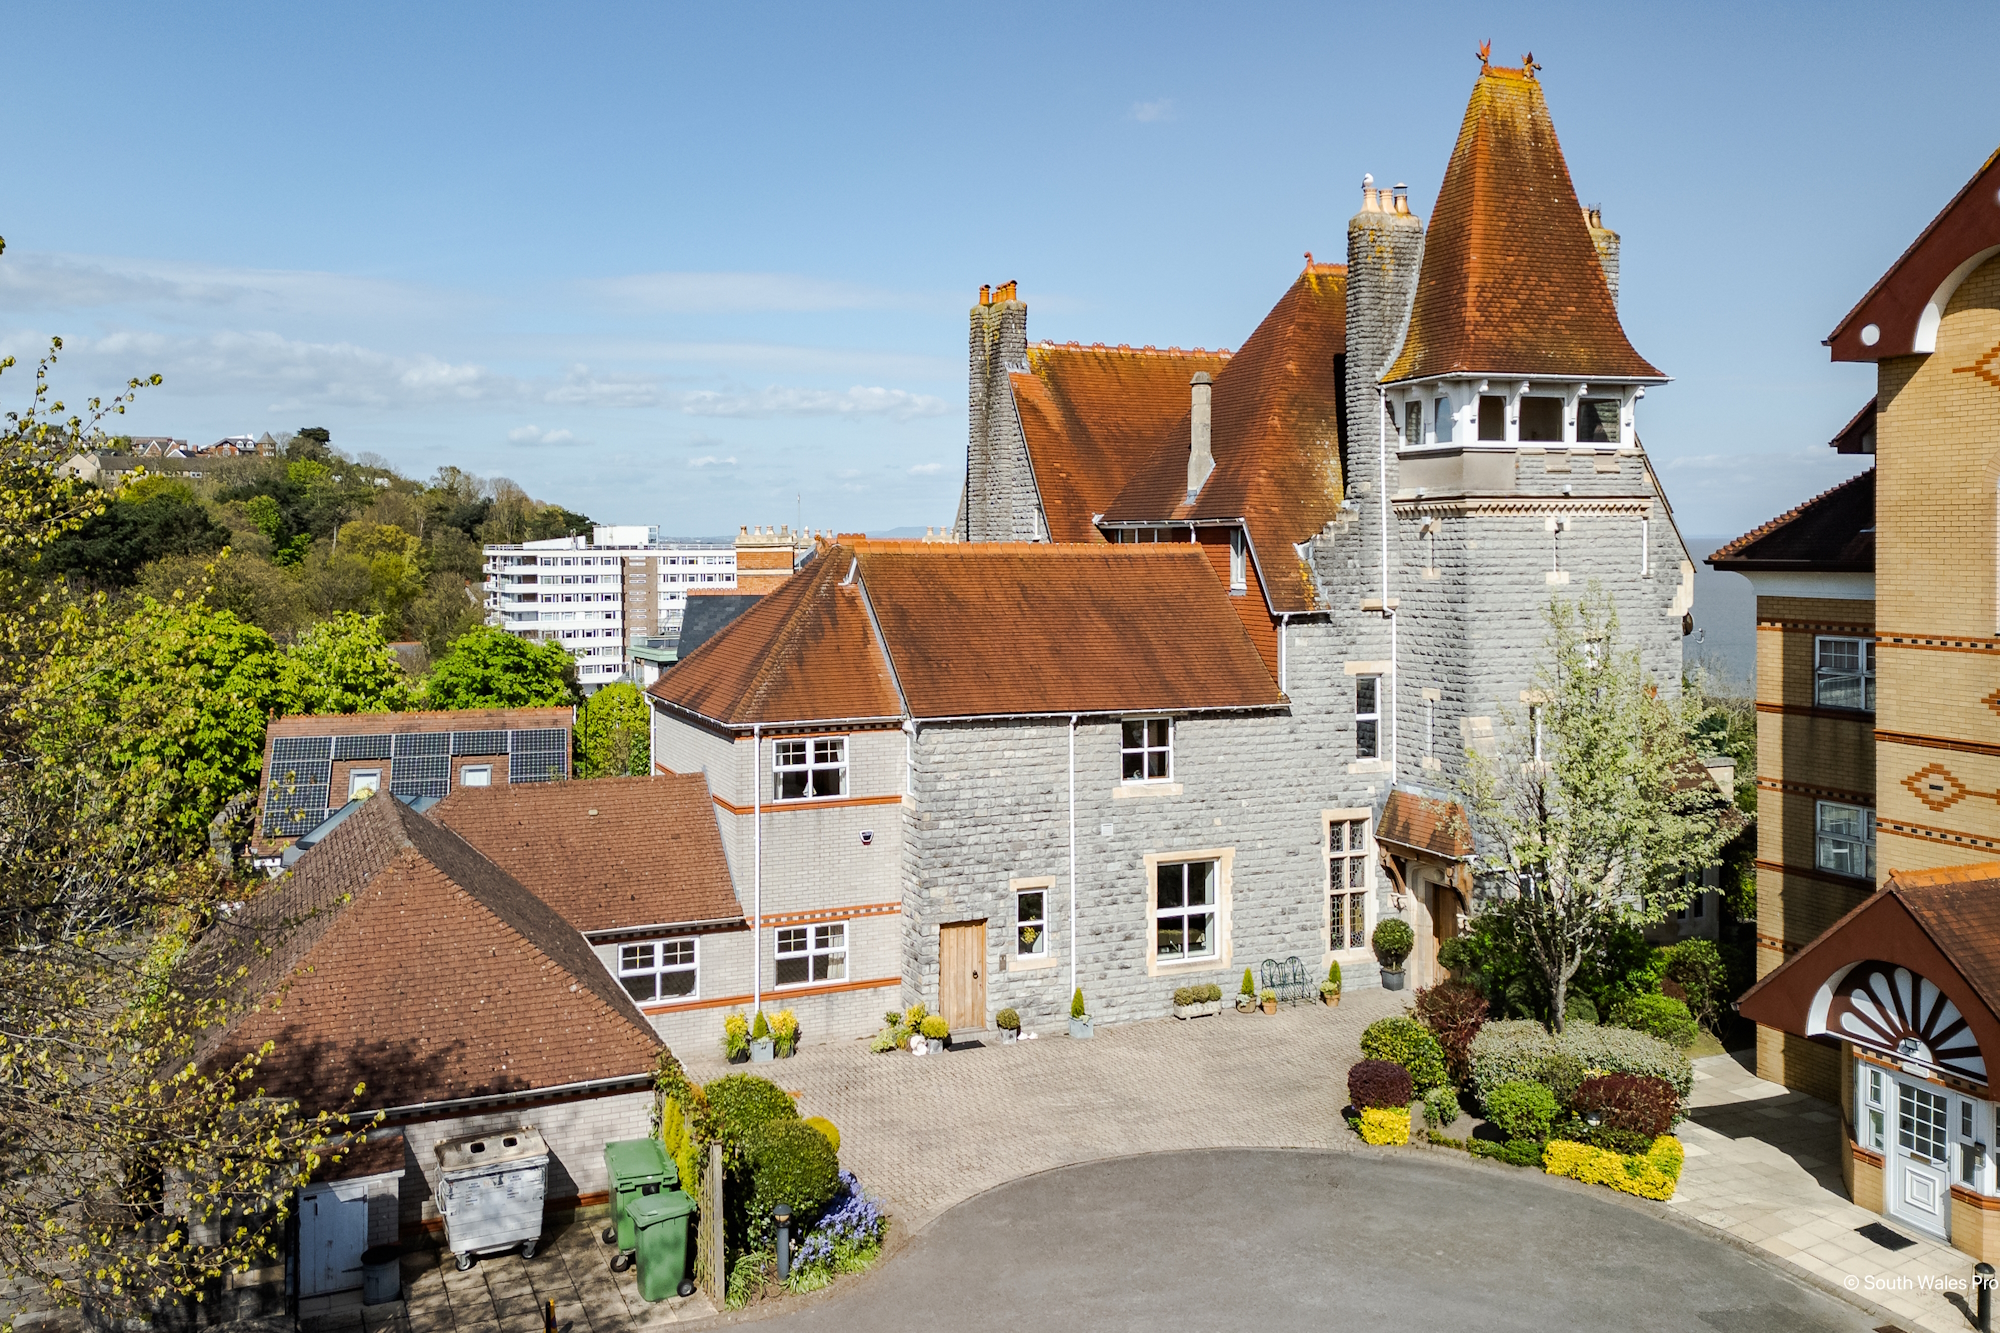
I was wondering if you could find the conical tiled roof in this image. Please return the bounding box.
[1384,62,1662,384]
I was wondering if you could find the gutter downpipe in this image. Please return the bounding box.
[1378,386,1398,777]
[1069,714,1078,1003]
[753,721,762,1016]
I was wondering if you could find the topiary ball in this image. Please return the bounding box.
[1360,1015,1450,1092]
[704,1074,798,1146]
[1347,1058,1414,1110]
[744,1117,840,1234]
[803,1115,841,1154]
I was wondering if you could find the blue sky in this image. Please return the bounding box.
[3,2,1987,539]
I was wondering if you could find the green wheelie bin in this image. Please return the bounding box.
[602,1139,675,1267]
[630,1187,696,1302]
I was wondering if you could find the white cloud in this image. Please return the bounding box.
[507,424,581,446]
[0,251,459,320]
[908,461,944,475]
[677,385,947,420]
[1130,98,1174,123]
[687,455,737,469]
[579,271,913,314]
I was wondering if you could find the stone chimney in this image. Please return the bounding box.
[1187,373,1214,500]
[1585,206,1620,309]
[1345,173,1425,470]
[963,281,1039,542]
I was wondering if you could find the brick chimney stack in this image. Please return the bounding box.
[963,281,1040,542]
[1345,173,1425,465]
[1187,372,1214,501]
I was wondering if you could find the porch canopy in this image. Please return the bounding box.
[1738,864,2000,1089]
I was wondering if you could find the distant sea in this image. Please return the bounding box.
[1683,535,1756,699]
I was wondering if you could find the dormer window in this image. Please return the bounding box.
[1520,397,1563,442]
[1229,529,1248,592]
[1579,398,1621,443]
[1477,396,1506,442]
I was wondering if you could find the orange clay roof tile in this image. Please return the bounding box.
[1705,468,1873,573]
[1384,67,1662,384]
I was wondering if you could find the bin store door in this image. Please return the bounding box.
[299,1187,368,1297]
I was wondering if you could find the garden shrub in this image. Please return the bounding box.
[1470,1138,1545,1168]
[1347,1059,1413,1111]
[1360,1016,1449,1092]
[1659,939,1727,1029]
[1565,1023,1693,1099]
[1327,959,1342,990]
[1551,1120,1653,1155]
[995,1008,1021,1031]
[752,1010,771,1040]
[1071,988,1087,1019]
[1413,980,1488,1084]
[1563,993,1599,1024]
[1541,1052,1588,1110]
[785,1171,886,1292]
[1240,968,1256,997]
[1372,918,1415,969]
[1199,982,1222,1002]
[1469,1019,1693,1108]
[804,1116,841,1153]
[1572,1073,1679,1138]
[1358,1107,1410,1146]
[1659,976,1688,1003]
[1608,993,1699,1050]
[722,1013,750,1060]
[1423,1083,1460,1131]
[1173,985,1195,1007]
[706,1074,798,1148]
[1485,1080,1558,1142]
[741,1118,840,1244]
[1542,1135,1684,1200]
[919,1015,949,1040]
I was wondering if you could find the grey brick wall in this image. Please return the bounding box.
[962,298,1046,542]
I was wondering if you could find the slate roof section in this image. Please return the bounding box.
[1706,469,1874,574]
[1384,63,1663,385]
[263,707,574,740]
[431,773,742,936]
[649,541,1286,727]
[198,793,662,1113]
[1010,342,1231,543]
[1377,788,1473,859]
[1104,266,1348,613]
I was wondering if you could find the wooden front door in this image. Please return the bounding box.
[939,921,987,1031]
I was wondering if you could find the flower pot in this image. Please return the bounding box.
[1381,968,1406,992]
[749,1037,775,1063]
[1261,1000,1277,1015]
[1069,1017,1094,1039]
[999,1028,1017,1044]
[927,1037,944,1053]
[1235,997,1257,1013]
[727,1050,749,1064]
[1321,990,1341,1007]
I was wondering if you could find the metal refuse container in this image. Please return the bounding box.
[602,1139,675,1268]
[629,1187,696,1302]
[361,1245,401,1306]
[434,1126,549,1270]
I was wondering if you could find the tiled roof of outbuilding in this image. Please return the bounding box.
[1706,468,1874,573]
[263,707,574,738]
[1105,266,1348,612]
[1010,342,1231,542]
[197,794,662,1113]
[1384,63,1662,385]
[431,773,741,936]
[1377,788,1473,859]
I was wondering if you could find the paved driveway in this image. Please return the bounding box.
[677,990,1406,1230]
[757,1148,1883,1333]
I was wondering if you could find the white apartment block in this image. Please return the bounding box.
[483,525,736,690]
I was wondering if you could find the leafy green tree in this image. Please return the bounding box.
[1463,589,1734,1033]
[524,504,594,541]
[285,425,334,462]
[425,625,575,709]
[278,611,418,715]
[578,680,651,777]
[39,475,229,587]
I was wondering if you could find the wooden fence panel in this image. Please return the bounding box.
[696,1140,725,1306]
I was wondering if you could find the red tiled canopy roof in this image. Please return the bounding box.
[1010,342,1230,543]
[432,772,741,936]
[1384,65,1662,385]
[1377,789,1473,860]
[1706,468,1874,574]
[1105,266,1348,613]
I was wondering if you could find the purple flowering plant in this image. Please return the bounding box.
[787,1171,886,1287]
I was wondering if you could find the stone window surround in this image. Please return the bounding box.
[1007,875,1059,971]
[1322,808,1375,963]
[1139,847,1234,979]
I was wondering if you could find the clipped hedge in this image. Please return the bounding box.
[1469,1020,1692,1110]
[1172,983,1224,1006]
[1609,993,1699,1050]
[706,1074,799,1148]
[1358,1107,1410,1146]
[1360,1016,1449,1093]
[1485,1080,1559,1142]
[1572,1073,1679,1139]
[1543,1135,1684,1200]
[804,1116,841,1154]
[740,1118,841,1243]
[1347,1059,1413,1111]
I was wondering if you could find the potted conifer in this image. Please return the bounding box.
[749,1010,776,1062]
[1069,987,1094,1039]
[1236,968,1258,1013]
[1372,919,1415,992]
[1321,960,1343,1007]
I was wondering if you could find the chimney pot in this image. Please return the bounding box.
[1393,183,1409,216]
[1361,174,1379,212]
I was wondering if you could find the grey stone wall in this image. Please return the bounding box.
[961,298,1046,542]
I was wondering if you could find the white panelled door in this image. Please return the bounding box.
[298,1186,368,1297]
[1891,1080,1952,1240]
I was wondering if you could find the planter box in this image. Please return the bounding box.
[749,1038,775,1063]
[1173,1000,1222,1020]
[1381,968,1406,992]
[998,1028,1018,1044]
[1322,990,1342,1007]
[1069,1018,1094,1039]
[927,1037,945,1054]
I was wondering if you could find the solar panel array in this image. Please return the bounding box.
[261,724,571,839]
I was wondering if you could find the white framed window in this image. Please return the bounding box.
[1816,800,1876,879]
[775,922,846,986]
[1154,859,1217,962]
[1961,1099,1982,1187]
[618,938,697,1002]
[774,736,847,800]
[1815,636,1875,711]
[1016,889,1047,956]
[1862,1064,1885,1152]
[1424,698,1436,761]
[459,764,492,788]
[1355,676,1381,759]
[1900,1082,1949,1164]
[1640,517,1651,576]
[1121,718,1172,782]
[1434,396,1452,444]
[1327,816,1371,950]
[348,768,382,800]
[1229,528,1248,592]
[1530,704,1545,762]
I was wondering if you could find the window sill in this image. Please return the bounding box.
[1007,953,1060,972]
[1153,955,1226,971]
[1347,760,1388,775]
[1114,782,1182,800]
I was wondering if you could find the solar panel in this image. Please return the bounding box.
[390,731,450,800]
[508,727,570,783]
[451,729,508,756]
[333,733,392,761]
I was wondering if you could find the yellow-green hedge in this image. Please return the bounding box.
[1358,1106,1410,1146]
[1542,1135,1684,1200]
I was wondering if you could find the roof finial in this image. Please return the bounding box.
[1476,39,1491,70]
[1521,51,1541,78]
[1303,251,1313,271]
